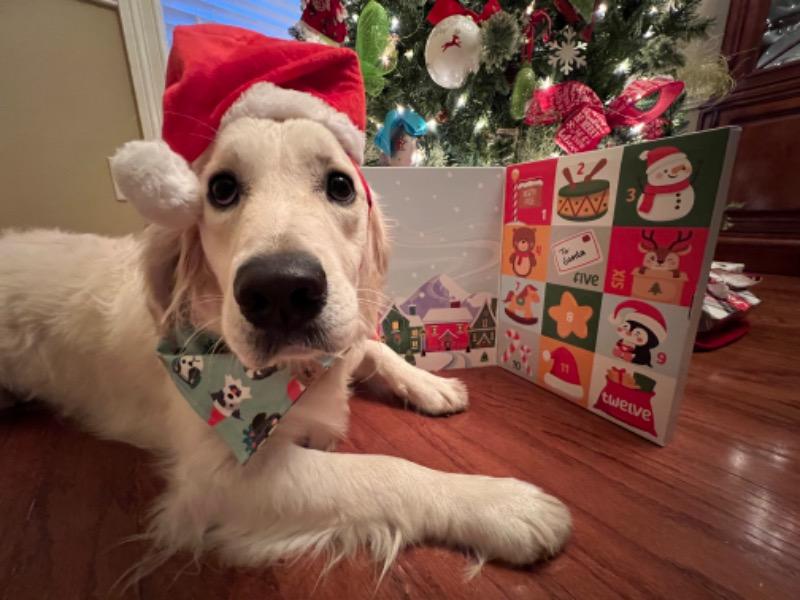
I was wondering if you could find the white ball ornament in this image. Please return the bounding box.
[424,15,482,89]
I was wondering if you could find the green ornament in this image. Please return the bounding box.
[570,0,597,22]
[510,64,537,120]
[355,0,396,97]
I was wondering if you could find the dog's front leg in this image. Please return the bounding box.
[354,339,469,415]
[159,443,570,568]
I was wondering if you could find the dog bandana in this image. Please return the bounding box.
[157,329,335,463]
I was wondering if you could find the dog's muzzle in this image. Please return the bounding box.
[234,252,328,336]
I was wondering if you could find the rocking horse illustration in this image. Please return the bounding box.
[503,283,541,325]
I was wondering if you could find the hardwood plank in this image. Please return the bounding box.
[1,276,798,599]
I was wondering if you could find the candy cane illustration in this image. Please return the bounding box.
[502,329,521,364]
[519,344,533,377]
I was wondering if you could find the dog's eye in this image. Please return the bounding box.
[326,172,355,205]
[208,172,240,208]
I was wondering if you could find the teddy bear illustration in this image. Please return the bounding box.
[637,146,696,221]
[509,226,537,277]
[208,374,252,426]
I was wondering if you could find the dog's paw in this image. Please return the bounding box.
[394,372,469,415]
[462,477,571,564]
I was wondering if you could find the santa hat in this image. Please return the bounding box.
[110,24,366,229]
[542,347,583,400]
[295,0,348,46]
[638,146,688,175]
[609,300,667,343]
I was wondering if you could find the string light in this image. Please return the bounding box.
[644,26,655,39]
[595,2,608,18]
[526,3,535,15]
[456,94,468,108]
[390,16,399,31]
[549,152,560,158]
[473,116,488,133]
[426,119,438,132]
[615,59,631,74]
[396,105,405,115]
[404,49,414,59]
[649,6,659,15]
[540,76,553,89]
[630,123,645,135]
[351,14,359,22]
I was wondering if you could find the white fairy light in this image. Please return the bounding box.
[630,123,645,135]
[526,3,535,15]
[540,76,553,89]
[390,16,399,31]
[426,119,438,132]
[456,93,468,108]
[549,152,560,158]
[351,14,359,22]
[649,6,659,15]
[644,26,655,39]
[595,2,608,18]
[615,58,631,74]
[404,48,414,59]
[473,116,488,133]
[396,104,405,114]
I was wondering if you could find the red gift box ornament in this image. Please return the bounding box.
[525,78,686,154]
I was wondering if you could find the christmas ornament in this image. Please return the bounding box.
[374,108,428,167]
[110,25,372,229]
[424,0,502,89]
[481,10,521,73]
[295,0,348,46]
[525,78,685,154]
[510,10,551,120]
[355,0,397,97]
[547,26,587,75]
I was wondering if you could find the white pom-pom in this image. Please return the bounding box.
[110,140,201,229]
[542,350,551,362]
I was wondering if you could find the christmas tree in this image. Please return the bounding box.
[330,0,713,166]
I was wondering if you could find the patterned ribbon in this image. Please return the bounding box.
[426,0,502,25]
[525,78,686,154]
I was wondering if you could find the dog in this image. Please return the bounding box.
[0,117,570,575]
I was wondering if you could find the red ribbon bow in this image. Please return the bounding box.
[427,0,502,25]
[525,78,685,154]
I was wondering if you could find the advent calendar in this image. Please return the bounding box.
[366,127,739,445]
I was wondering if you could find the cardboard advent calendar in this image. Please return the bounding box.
[365,127,739,445]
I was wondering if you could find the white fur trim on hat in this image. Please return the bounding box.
[544,373,583,400]
[221,82,365,163]
[110,140,201,229]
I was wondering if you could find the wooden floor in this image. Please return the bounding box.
[1,276,799,600]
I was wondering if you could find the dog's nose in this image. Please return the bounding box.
[234,252,327,331]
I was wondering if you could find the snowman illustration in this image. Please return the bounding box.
[636,146,695,221]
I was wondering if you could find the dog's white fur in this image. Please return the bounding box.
[0,118,570,575]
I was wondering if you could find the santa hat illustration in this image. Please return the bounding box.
[542,347,583,400]
[609,300,667,343]
[295,0,349,46]
[110,24,367,229]
[639,146,689,175]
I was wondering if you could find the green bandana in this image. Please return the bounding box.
[157,329,335,463]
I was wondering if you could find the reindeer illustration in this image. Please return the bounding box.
[441,34,461,52]
[637,230,693,278]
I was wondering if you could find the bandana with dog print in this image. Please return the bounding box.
[157,329,335,463]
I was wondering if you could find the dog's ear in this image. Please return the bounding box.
[141,225,215,332]
[358,196,390,335]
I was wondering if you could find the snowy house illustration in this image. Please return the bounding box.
[469,300,497,349]
[423,300,472,353]
[381,303,424,355]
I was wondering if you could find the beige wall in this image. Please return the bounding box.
[0,0,144,236]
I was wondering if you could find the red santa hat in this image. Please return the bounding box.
[609,300,667,343]
[638,146,688,175]
[110,24,366,229]
[542,346,583,400]
[295,0,349,46]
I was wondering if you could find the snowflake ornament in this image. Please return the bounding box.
[547,27,587,75]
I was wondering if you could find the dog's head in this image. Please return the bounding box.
[140,118,388,368]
